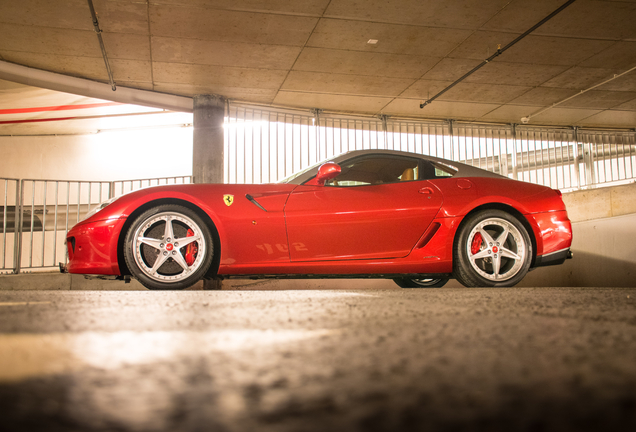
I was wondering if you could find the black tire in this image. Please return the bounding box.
[453,209,532,287]
[393,278,448,288]
[123,204,215,290]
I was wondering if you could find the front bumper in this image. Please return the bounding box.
[66,217,126,275]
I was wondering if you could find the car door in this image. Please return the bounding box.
[284,155,444,262]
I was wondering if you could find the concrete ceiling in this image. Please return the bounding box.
[1,0,636,132]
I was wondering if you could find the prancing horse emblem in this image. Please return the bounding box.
[223,194,234,206]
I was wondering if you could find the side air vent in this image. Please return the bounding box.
[415,223,441,249]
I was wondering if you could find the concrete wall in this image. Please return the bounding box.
[560,182,636,222]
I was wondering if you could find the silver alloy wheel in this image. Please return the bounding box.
[466,217,526,282]
[132,211,206,283]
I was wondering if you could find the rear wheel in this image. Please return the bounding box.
[124,205,214,290]
[454,210,532,287]
[393,278,448,288]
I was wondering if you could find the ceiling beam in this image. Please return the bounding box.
[0,60,194,113]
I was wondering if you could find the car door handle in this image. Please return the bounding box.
[419,187,434,195]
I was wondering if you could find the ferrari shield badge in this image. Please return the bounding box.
[223,194,234,206]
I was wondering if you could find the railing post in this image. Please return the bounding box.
[13,180,23,274]
[311,108,322,161]
[572,127,581,189]
[582,131,596,187]
[379,114,389,150]
[500,128,509,177]
[511,124,518,180]
[448,119,455,161]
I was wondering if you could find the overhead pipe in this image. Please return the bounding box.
[0,60,194,112]
[87,0,116,91]
[420,0,578,109]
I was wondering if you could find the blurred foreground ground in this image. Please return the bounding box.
[1,287,635,432]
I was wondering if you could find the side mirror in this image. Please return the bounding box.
[315,162,341,186]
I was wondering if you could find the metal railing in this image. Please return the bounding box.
[225,103,636,193]
[1,175,191,274]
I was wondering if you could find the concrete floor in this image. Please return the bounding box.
[1,288,635,432]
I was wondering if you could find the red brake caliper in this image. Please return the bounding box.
[470,232,483,255]
[185,229,198,266]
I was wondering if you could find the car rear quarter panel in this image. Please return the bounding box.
[430,177,571,257]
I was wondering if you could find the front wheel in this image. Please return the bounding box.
[454,210,532,287]
[123,204,215,290]
[393,278,448,288]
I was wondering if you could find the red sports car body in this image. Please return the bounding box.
[66,150,572,289]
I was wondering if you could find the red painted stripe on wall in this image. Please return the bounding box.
[0,102,121,115]
[0,110,170,125]
[0,116,77,125]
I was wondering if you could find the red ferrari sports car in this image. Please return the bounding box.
[66,150,572,289]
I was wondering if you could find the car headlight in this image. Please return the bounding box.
[83,196,119,221]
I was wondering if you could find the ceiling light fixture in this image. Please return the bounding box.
[367,39,378,45]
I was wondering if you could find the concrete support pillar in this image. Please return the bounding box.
[193,94,225,184]
[193,94,225,290]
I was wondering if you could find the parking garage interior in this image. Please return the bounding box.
[1,0,636,430]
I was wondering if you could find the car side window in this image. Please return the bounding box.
[325,156,420,187]
[419,160,455,180]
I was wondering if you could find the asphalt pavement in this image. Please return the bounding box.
[1,287,635,432]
